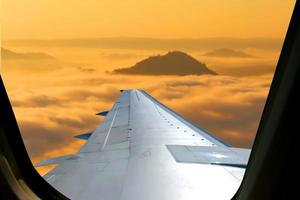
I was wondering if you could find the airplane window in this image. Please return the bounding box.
[0,1,295,199]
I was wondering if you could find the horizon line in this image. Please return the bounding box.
[2,36,284,41]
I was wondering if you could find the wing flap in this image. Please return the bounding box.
[167,145,250,168]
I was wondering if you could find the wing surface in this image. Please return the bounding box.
[38,90,250,200]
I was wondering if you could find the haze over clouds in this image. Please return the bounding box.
[3,37,284,51]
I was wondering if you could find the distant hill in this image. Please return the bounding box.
[112,51,217,75]
[1,48,55,60]
[203,48,254,58]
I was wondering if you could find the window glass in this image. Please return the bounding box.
[1,0,295,198]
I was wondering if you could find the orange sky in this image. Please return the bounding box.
[1,0,295,39]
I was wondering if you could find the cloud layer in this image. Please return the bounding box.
[3,67,272,171]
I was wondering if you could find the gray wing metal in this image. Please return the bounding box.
[37,90,250,200]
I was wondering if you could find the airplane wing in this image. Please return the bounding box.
[37,89,250,200]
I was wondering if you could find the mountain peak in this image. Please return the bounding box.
[1,48,55,60]
[112,51,217,76]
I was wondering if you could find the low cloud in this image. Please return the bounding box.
[62,87,120,103]
[19,120,73,158]
[100,52,141,60]
[12,95,62,108]
[203,48,255,58]
[217,64,276,77]
[77,67,96,73]
[47,114,100,131]
[173,95,266,147]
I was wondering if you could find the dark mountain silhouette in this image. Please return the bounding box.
[112,51,217,75]
[1,48,55,60]
[203,48,255,58]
